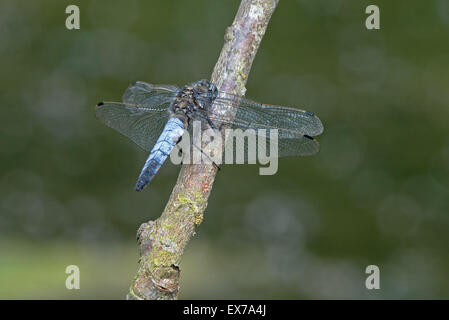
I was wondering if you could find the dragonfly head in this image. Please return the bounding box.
[192,79,218,110]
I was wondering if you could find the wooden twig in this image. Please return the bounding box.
[127,0,279,300]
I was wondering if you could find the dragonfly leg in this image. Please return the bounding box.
[207,117,219,131]
[192,142,221,171]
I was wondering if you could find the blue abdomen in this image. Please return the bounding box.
[135,117,185,191]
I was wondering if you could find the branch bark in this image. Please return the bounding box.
[127,0,279,300]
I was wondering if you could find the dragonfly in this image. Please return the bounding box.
[96,79,323,191]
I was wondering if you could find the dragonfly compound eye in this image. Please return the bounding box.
[192,80,216,109]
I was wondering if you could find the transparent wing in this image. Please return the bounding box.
[198,93,323,157]
[95,101,170,151]
[122,81,179,107]
[209,93,323,136]
[95,82,179,151]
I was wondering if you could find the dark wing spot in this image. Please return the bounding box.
[131,81,137,85]
[305,111,315,117]
[304,134,314,140]
[97,102,104,106]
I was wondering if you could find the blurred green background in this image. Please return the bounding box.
[1,0,449,299]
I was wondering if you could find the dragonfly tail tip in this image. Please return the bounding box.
[135,180,149,192]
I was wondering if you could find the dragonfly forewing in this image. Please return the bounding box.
[210,93,323,136]
[196,93,323,157]
[96,82,180,151]
[123,81,179,108]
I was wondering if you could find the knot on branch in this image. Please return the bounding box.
[151,264,180,294]
[128,265,180,300]
[225,26,235,42]
[137,221,155,256]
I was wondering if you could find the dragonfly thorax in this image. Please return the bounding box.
[169,79,218,125]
